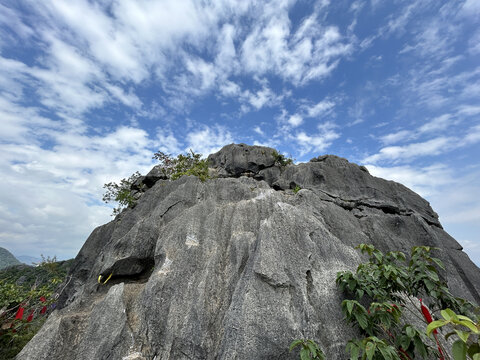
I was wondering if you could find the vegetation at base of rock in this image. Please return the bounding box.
[272,150,293,167]
[290,339,325,359]
[0,257,73,359]
[291,244,479,359]
[103,171,142,216]
[293,185,302,194]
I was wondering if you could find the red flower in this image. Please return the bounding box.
[39,296,46,302]
[15,307,24,320]
[40,306,47,314]
[419,299,437,334]
[27,310,34,322]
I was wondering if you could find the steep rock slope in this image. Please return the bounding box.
[18,144,480,359]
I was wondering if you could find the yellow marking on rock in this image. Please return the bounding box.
[103,273,113,284]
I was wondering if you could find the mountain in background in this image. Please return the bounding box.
[16,255,42,265]
[0,247,21,270]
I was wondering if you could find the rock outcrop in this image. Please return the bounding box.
[18,144,480,359]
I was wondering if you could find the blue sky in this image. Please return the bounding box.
[1,0,479,265]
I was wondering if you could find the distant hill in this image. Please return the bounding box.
[0,247,21,270]
[0,258,74,288]
[16,255,42,265]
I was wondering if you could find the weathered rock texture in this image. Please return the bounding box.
[19,143,480,359]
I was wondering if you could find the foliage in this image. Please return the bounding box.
[335,244,478,359]
[104,150,211,216]
[103,171,142,216]
[153,149,210,182]
[290,339,326,360]
[272,150,293,167]
[426,308,480,360]
[0,257,72,359]
[293,185,302,194]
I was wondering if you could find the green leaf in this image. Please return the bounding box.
[458,320,478,333]
[306,341,318,357]
[452,340,467,360]
[356,312,369,330]
[443,308,459,321]
[426,320,447,337]
[413,336,427,358]
[432,257,445,270]
[289,339,303,352]
[347,341,360,360]
[300,347,310,360]
[454,329,469,343]
[473,354,480,360]
[405,326,415,338]
[347,301,354,315]
[365,342,376,360]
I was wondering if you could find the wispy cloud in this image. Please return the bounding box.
[363,137,455,164]
[186,125,234,155]
[295,121,340,156]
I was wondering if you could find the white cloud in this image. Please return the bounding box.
[288,114,303,127]
[464,124,480,144]
[304,99,335,118]
[0,117,159,259]
[253,126,264,136]
[379,130,414,145]
[295,121,340,155]
[245,84,286,110]
[460,0,480,16]
[363,136,455,164]
[365,163,453,197]
[240,5,352,85]
[186,125,234,155]
[418,114,453,133]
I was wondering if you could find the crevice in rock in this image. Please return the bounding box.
[254,271,291,289]
[314,188,442,228]
[305,270,315,309]
[160,200,183,217]
[99,257,155,286]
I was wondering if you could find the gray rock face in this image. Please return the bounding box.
[18,144,480,360]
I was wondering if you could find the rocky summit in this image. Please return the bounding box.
[18,144,480,360]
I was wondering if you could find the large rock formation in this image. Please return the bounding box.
[18,144,480,359]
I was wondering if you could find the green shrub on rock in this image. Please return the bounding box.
[103,150,210,216]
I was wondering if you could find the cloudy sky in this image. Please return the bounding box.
[1,0,479,265]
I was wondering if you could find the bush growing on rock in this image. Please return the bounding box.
[291,244,479,359]
[102,171,142,216]
[103,150,210,216]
